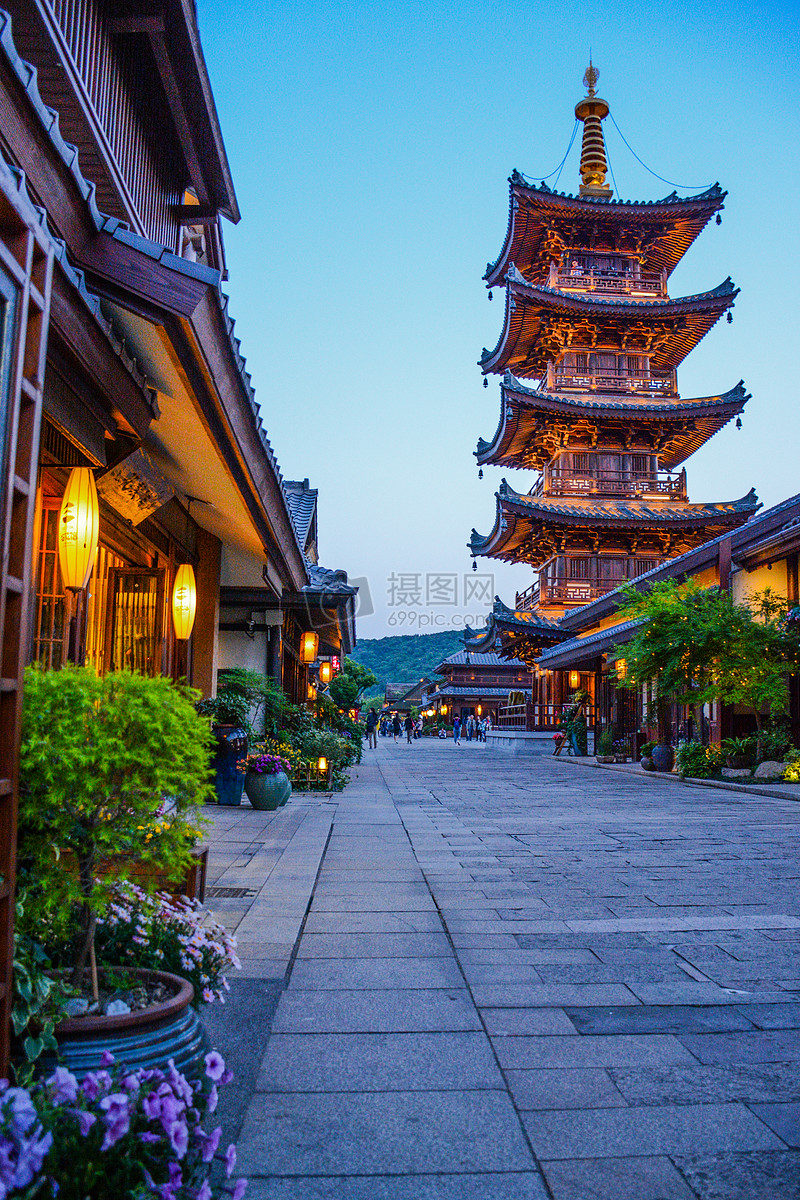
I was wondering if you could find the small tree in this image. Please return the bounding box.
[614,579,724,742]
[708,589,800,760]
[329,658,378,711]
[18,666,214,990]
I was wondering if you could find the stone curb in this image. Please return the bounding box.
[553,754,800,803]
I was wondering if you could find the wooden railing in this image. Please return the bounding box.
[555,270,665,296]
[539,579,628,605]
[496,702,596,732]
[552,371,675,396]
[544,468,686,501]
[515,581,540,611]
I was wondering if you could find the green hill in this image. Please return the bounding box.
[351,630,466,697]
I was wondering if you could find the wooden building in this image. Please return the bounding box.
[425,648,533,726]
[536,494,800,751]
[471,64,757,620]
[0,0,355,1071]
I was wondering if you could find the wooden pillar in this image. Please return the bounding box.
[788,553,800,745]
[718,537,732,590]
[191,527,220,698]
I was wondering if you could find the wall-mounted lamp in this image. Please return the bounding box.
[569,670,580,690]
[301,631,319,663]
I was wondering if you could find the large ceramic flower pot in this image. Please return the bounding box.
[245,770,292,811]
[46,970,208,1080]
[651,744,675,772]
[211,723,248,806]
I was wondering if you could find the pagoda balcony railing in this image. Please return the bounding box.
[539,467,687,501]
[554,269,665,297]
[550,368,676,396]
[539,578,629,605]
[515,580,540,611]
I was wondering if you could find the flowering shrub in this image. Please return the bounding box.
[784,749,800,783]
[0,1050,246,1199]
[237,750,292,777]
[95,884,240,1006]
[675,741,724,779]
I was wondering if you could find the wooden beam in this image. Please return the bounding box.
[146,30,209,205]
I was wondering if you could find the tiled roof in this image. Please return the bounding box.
[504,265,737,308]
[0,11,305,564]
[508,174,724,209]
[438,650,527,667]
[498,480,758,522]
[285,479,318,556]
[428,685,532,698]
[536,618,644,669]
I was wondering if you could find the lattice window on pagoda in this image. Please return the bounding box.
[630,454,649,476]
[633,558,658,577]
[568,558,591,580]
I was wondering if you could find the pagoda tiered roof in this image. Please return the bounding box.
[476,374,751,472]
[464,597,568,658]
[469,480,759,567]
[480,270,738,378]
[485,176,726,288]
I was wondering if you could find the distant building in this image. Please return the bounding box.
[426,650,532,725]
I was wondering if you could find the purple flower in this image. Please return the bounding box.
[100,1050,115,1067]
[139,1131,161,1144]
[46,1068,78,1106]
[142,1090,162,1122]
[167,1062,194,1106]
[198,1125,221,1163]
[70,1109,97,1138]
[204,1051,226,1082]
[166,1118,189,1159]
[99,1093,131,1149]
[196,1182,212,1200]
[222,1143,236,1177]
[230,1181,247,1200]
[167,1161,182,1186]
[205,1085,219,1115]
[1,1087,37,1137]
[81,1070,112,1101]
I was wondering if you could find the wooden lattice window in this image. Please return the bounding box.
[0,168,54,1076]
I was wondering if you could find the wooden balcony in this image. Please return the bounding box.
[542,467,687,501]
[550,368,676,396]
[515,581,540,611]
[552,268,666,297]
[539,578,628,605]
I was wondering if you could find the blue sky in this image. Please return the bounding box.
[198,0,799,638]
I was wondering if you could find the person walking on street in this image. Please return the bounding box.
[466,715,474,742]
[392,714,401,743]
[453,715,461,745]
[404,713,414,744]
[365,708,378,750]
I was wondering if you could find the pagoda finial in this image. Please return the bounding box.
[575,61,612,198]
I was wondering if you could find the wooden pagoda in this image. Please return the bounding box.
[471,63,758,619]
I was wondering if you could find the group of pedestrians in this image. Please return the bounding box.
[452,713,489,745]
[364,708,491,749]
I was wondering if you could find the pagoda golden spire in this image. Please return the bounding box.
[575,61,612,198]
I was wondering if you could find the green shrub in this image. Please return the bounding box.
[676,741,724,779]
[596,727,614,755]
[18,665,213,991]
[783,749,800,783]
[640,741,656,758]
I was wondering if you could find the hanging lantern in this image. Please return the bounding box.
[57,467,99,591]
[569,670,580,690]
[319,661,332,685]
[308,683,317,703]
[172,563,197,640]
[300,630,319,663]
[615,658,627,681]
[477,704,482,716]
[441,704,448,716]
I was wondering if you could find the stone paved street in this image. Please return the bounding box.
[204,739,800,1199]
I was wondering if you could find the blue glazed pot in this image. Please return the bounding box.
[245,770,291,811]
[211,724,248,806]
[45,970,208,1080]
[651,744,675,772]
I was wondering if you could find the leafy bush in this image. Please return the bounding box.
[94,883,240,1006]
[19,666,213,991]
[0,1049,246,1199]
[596,727,614,755]
[721,736,757,766]
[783,749,800,783]
[676,741,724,779]
[640,741,656,758]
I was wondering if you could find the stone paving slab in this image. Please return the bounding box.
[203,740,800,1196]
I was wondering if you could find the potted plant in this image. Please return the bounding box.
[196,690,250,807]
[241,748,293,810]
[612,739,629,764]
[640,740,656,771]
[721,735,756,770]
[18,665,214,1076]
[595,727,615,763]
